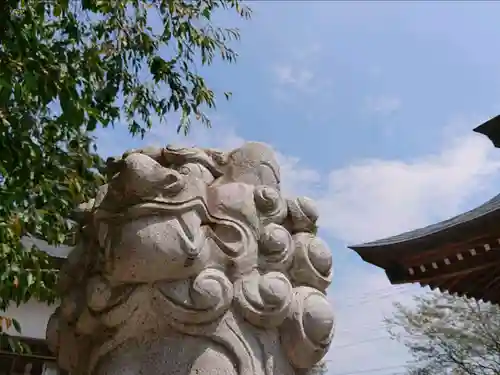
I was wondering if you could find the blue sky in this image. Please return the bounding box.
[95,2,500,374]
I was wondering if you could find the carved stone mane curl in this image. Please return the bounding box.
[47,142,335,375]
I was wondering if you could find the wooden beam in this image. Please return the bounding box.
[0,337,53,358]
[50,256,65,270]
[460,266,500,299]
[479,282,500,304]
[435,273,466,292]
[386,245,500,284]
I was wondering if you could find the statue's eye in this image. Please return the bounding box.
[254,186,287,225]
[254,186,280,213]
[177,163,215,184]
[179,165,191,175]
[209,223,244,258]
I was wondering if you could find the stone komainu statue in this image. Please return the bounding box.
[46,142,335,375]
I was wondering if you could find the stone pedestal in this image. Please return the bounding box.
[46,142,335,375]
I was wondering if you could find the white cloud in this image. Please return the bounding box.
[317,132,500,244]
[274,64,315,92]
[365,95,401,115]
[272,42,323,96]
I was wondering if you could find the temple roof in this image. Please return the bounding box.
[349,193,500,267]
[355,193,500,248]
[349,191,500,303]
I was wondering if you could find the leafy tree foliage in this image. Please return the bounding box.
[0,0,250,341]
[386,292,500,375]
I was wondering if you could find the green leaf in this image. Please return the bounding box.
[12,319,21,334]
[202,7,211,20]
[26,273,34,287]
[7,336,16,352]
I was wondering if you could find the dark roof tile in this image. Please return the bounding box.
[350,193,500,249]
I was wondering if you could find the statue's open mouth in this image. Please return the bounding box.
[93,196,246,264]
[94,197,209,224]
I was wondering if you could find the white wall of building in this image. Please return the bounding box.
[2,300,57,339]
[1,237,72,339]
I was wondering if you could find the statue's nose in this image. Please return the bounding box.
[115,153,185,198]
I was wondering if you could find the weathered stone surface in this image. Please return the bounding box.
[46,142,335,375]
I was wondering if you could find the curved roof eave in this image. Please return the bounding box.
[349,193,500,252]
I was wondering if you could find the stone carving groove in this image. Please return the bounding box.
[47,142,335,375]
